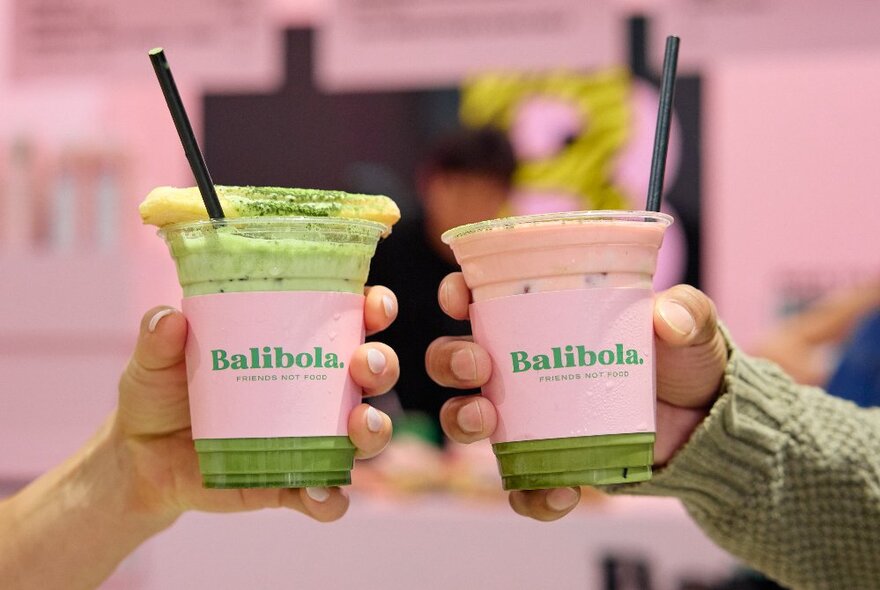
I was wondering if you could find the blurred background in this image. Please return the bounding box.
[2,1,880,588]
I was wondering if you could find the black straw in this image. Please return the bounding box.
[645,36,680,213]
[149,47,225,219]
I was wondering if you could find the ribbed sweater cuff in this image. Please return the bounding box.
[606,334,801,517]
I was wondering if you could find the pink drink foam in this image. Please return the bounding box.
[448,218,666,301]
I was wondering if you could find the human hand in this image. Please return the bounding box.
[425,273,728,521]
[112,286,399,529]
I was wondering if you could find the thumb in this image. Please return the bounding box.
[653,285,728,408]
[117,306,191,437]
[132,307,187,370]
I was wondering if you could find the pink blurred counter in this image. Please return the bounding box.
[105,495,737,590]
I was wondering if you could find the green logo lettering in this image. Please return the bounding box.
[275,347,295,369]
[212,349,229,370]
[210,345,345,370]
[511,351,531,373]
[509,343,644,372]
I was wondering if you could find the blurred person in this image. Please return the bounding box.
[367,127,516,440]
[0,287,399,590]
[825,303,880,407]
[418,127,516,265]
[427,273,880,590]
[755,280,880,398]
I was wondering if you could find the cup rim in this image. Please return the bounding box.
[158,215,388,238]
[441,210,673,244]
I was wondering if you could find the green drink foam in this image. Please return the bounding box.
[164,218,379,297]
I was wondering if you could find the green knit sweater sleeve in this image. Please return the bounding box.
[610,344,880,590]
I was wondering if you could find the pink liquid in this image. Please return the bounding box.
[444,213,669,300]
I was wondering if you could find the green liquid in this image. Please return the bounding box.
[492,433,654,490]
[195,437,356,489]
[162,218,382,489]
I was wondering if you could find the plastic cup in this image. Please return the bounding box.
[442,210,672,490]
[160,216,385,488]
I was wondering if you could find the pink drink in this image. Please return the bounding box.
[443,211,672,490]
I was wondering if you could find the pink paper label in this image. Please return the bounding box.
[470,288,655,443]
[182,292,365,439]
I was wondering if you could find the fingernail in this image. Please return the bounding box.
[439,280,450,312]
[382,294,395,318]
[367,348,386,374]
[306,487,330,502]
[658,300,695,336]
[457,400,484,434]
[148,309,174,333]
[546,487,579,512]
[366,406,384,433]
[450,348,477,381]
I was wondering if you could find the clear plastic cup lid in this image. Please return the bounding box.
[441,210,673,244]
[158,216,388,249]
[159,215,387,236]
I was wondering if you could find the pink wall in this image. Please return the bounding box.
[0,80,192,476]
[703,50,880,349]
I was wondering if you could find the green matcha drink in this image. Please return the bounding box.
[145,186,398,489]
